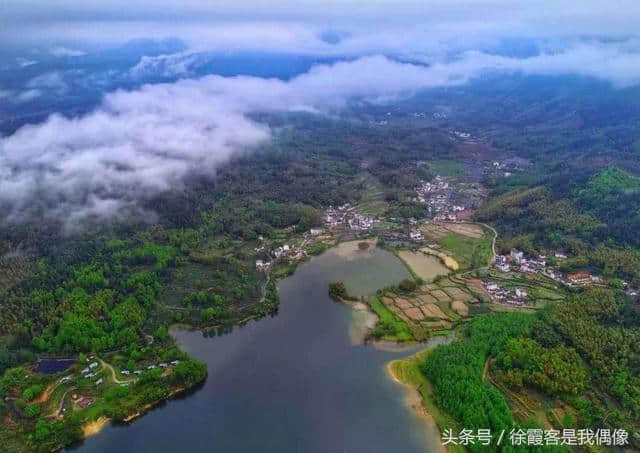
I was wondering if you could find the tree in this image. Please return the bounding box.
[22,384,44,401]
[34,419,51,442]
[398,279,417,293]
[610,278,624,289]
[328,282,349,301]
[172,360,207,387]
[25,403,41,418]
[357,242,370,250]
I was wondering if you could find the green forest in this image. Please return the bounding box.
[421,287,640,451]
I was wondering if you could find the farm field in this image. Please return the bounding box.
[397,251,450,281]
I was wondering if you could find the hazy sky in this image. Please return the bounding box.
[3,0,640,56]
[1,1,640,228]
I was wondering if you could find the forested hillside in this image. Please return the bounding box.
[422,288,640,450]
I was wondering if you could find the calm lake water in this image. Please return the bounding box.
[72,242,444,453]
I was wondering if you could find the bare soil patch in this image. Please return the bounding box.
[451,300,469,317]
[430,290,451,302]
[443,223,484,238]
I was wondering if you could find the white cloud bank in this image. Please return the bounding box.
[1,41,640,229]
[50,46,86,57]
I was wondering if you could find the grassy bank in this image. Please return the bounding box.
[368,295,414,342]
[388,349,464,453]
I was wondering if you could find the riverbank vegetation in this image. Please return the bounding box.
[388,349,465,453]
[368,295,414,342]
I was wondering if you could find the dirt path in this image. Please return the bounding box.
[100,359,135,385]
[258,272,272,304]
[35,381,60,404]
[48,387,75,419]
[482,356,491,380]
[479,223,499,265]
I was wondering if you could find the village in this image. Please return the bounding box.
[1,352,188,426]
[484,156,533,179]
[413,175,483,222]
[251,169,639,308]
[486,247,639,306]
[482,280,529,307]
[251,168,491,277]
[254,202,386,272]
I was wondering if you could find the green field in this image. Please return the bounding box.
[368,295,414,342]
[438,231,493,270]
[427,160,465,177]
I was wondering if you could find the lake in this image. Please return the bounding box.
[71,242,444,453]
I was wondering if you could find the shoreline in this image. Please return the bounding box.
[79,237,445,446]
[80,384,193,440]
[386,359,440,424]
[386,352,447,453]
[385,344,464,453]
[418,247,459,272]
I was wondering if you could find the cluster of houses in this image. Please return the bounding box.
[123,360,180,377]
[493,249,640,296]
[255,243,306,271]
[79,361,102,385]
[486,157,532,178]
[324,204,377,231]
[60,358,183,391]
[414,176,471,222]
[494,249,547,274]
[56,358,104,389]
[255,228,331,272]
[275,243,305,262]
[483,281,528,306]
[255,259,271,271]
[495,249,581,285]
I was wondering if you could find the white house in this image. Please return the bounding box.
[510,249,524,264]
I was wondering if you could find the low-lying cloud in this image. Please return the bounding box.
[50,46,87,57]
[1,41,640,229]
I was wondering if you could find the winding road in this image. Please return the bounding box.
[100,359,136,385]
[478,222,499,265]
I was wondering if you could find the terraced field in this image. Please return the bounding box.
[353,173,389,217]
[378,281,479,339]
